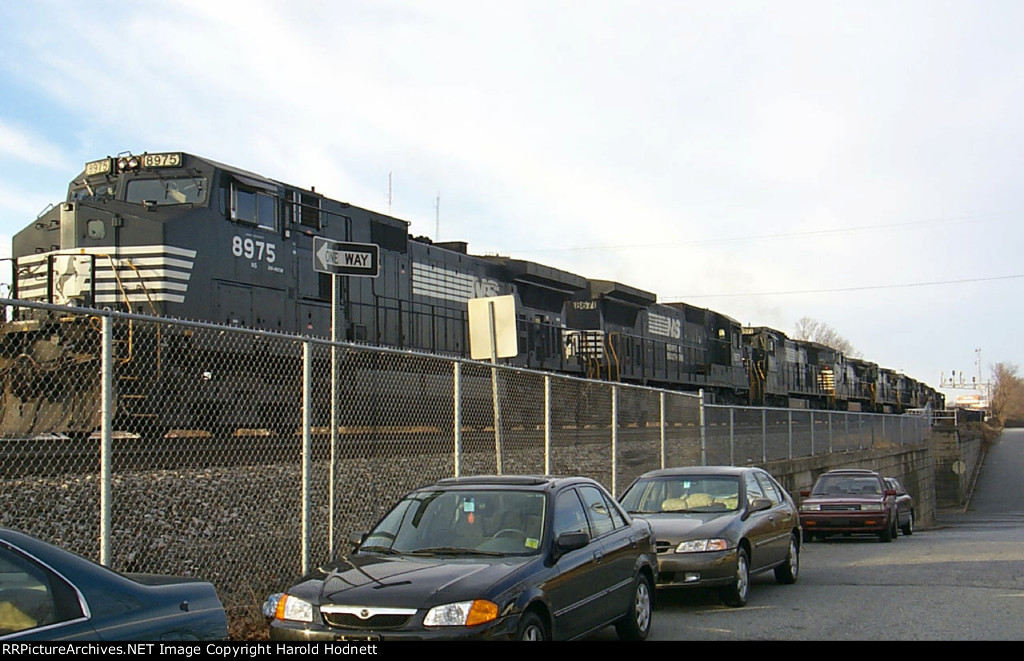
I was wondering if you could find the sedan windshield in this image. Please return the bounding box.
[360,489,546,557]
[621,476,741,513]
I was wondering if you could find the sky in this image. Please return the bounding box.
[2,0,1022,404]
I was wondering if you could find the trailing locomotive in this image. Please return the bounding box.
[1,150,943,437]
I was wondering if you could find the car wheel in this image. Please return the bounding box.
[901,511,914,536]
[774,534,799,584]
[615,573,653,641]
[516,610,548,641]
[879,517,894,543]
[721,548,750,607]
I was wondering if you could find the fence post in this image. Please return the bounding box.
[611,386,619,495]
[100,315,112,566]
[301,341,311,575]
[454,362,462,478]
[810,410,815,456]
[659,391,666,470]
[729,407,735,466]
[787,410,793,459]
[544,375,552,475]
[761,407,767,463]
[698,389,706,466]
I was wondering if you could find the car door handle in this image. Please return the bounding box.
[593,550,604,563]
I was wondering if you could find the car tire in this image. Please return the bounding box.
[615,573,653,641]
[721,548,750,607]
[516,610,548,641]
[774,534,799,585]
[879,516,894,542]
[901,511,914,536]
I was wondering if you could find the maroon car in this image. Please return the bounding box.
[799,469,899,543]
[885,477,915,536]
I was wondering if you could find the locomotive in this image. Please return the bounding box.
[0,150,943,437]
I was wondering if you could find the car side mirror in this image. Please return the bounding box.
[743,498,773,519]
[349,531,367,548]
[552,531,590,561]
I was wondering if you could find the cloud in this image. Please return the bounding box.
[2,1,1023,387]
[0,120,73,170]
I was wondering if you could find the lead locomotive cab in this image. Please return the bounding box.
[11,152,213,317]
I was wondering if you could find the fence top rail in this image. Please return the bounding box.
[1,296,702,400]
[704,403,927,421]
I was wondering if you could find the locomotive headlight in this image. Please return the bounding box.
[117,156,141,171]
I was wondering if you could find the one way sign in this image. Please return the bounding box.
[312,237,380,277]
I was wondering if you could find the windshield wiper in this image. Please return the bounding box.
[359,545,402,555]
[408,546,504,557]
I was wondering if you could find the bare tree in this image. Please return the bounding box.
[990,362,1024,426]
[793,317,861,357]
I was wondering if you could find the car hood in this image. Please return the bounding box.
[631,512,738,542]
[287,553,533,608]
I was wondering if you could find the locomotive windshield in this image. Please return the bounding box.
[125,177,206,206]
[69,180,115,202]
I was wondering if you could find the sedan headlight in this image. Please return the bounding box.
[269,594,314,623]
[674,538,729,553]
[800,503,821,511]
[424,600,498,627]
[860,503,884,511]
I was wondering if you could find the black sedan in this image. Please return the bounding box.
[265,475,658,641]
[0,528,228,640]
[618,466,801,607]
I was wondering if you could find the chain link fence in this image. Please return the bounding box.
[0,298,929,625]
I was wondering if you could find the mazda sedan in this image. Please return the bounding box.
[618,466,800,608]
[265,475,658,641]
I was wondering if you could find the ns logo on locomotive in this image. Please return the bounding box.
[1,151,943,438]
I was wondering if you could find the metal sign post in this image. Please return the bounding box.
[488,301,503,474]
[468,295,518,476]
[313,238,379,557]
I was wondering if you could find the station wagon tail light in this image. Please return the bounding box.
[274,594,314,623]
[675,539,729,553]
[424,599,498,627]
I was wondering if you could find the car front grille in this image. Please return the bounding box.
[322,611,413,630]
[821,504,862,511]
[655,540,674,554]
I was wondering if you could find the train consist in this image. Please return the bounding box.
[1,150,943,437]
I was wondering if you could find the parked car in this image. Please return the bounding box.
[0,528,228,641]
[799,469,899,542]
[617,466,800,608]
[265,475,658,641]
[885,477,915,536]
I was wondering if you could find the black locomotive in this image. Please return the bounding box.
[1,151,943,437]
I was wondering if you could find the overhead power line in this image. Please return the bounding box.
[666,274,1023,300]
[515,213,1005,254]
